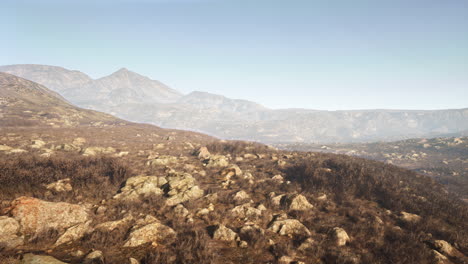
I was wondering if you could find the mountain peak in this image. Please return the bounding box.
[112,67,132,76]
[117,67,129,72]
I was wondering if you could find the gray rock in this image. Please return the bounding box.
[21,254,67,264]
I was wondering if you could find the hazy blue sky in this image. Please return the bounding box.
[2,0,467,110]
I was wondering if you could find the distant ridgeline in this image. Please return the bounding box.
[1,64,467,143]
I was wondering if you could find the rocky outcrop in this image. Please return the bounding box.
[268,217,311,237]
[114,175,166,201]
[9,197,90,235]
[230,203,262,221]
[164,172,204,206]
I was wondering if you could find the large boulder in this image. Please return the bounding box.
[124,219,176,247]
[9,197,90,235]
[0,216,23,249]
[164,172,204,206]
[114,175,166,201]
[268,218,311,237]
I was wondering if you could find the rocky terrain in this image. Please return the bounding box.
[277,137,468,202]
[1,64,467,143]
[0,72,467,264]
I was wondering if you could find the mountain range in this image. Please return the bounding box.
[1,64,467,143]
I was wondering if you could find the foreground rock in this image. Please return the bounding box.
[9,196,90,235]
[0,216,23,249]
[22,253,67,264]
[124,218,176,247]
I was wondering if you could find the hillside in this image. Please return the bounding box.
[0,73,467,264]
[0,72,120,127]
[277,137,468,202]
[2,64,467,143]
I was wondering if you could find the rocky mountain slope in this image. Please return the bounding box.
[2,64,467,143]
[0,72,119,127]
[0,69,467,264]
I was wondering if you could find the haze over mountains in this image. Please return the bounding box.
[0,72,119,127]
[1,64,467,143]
